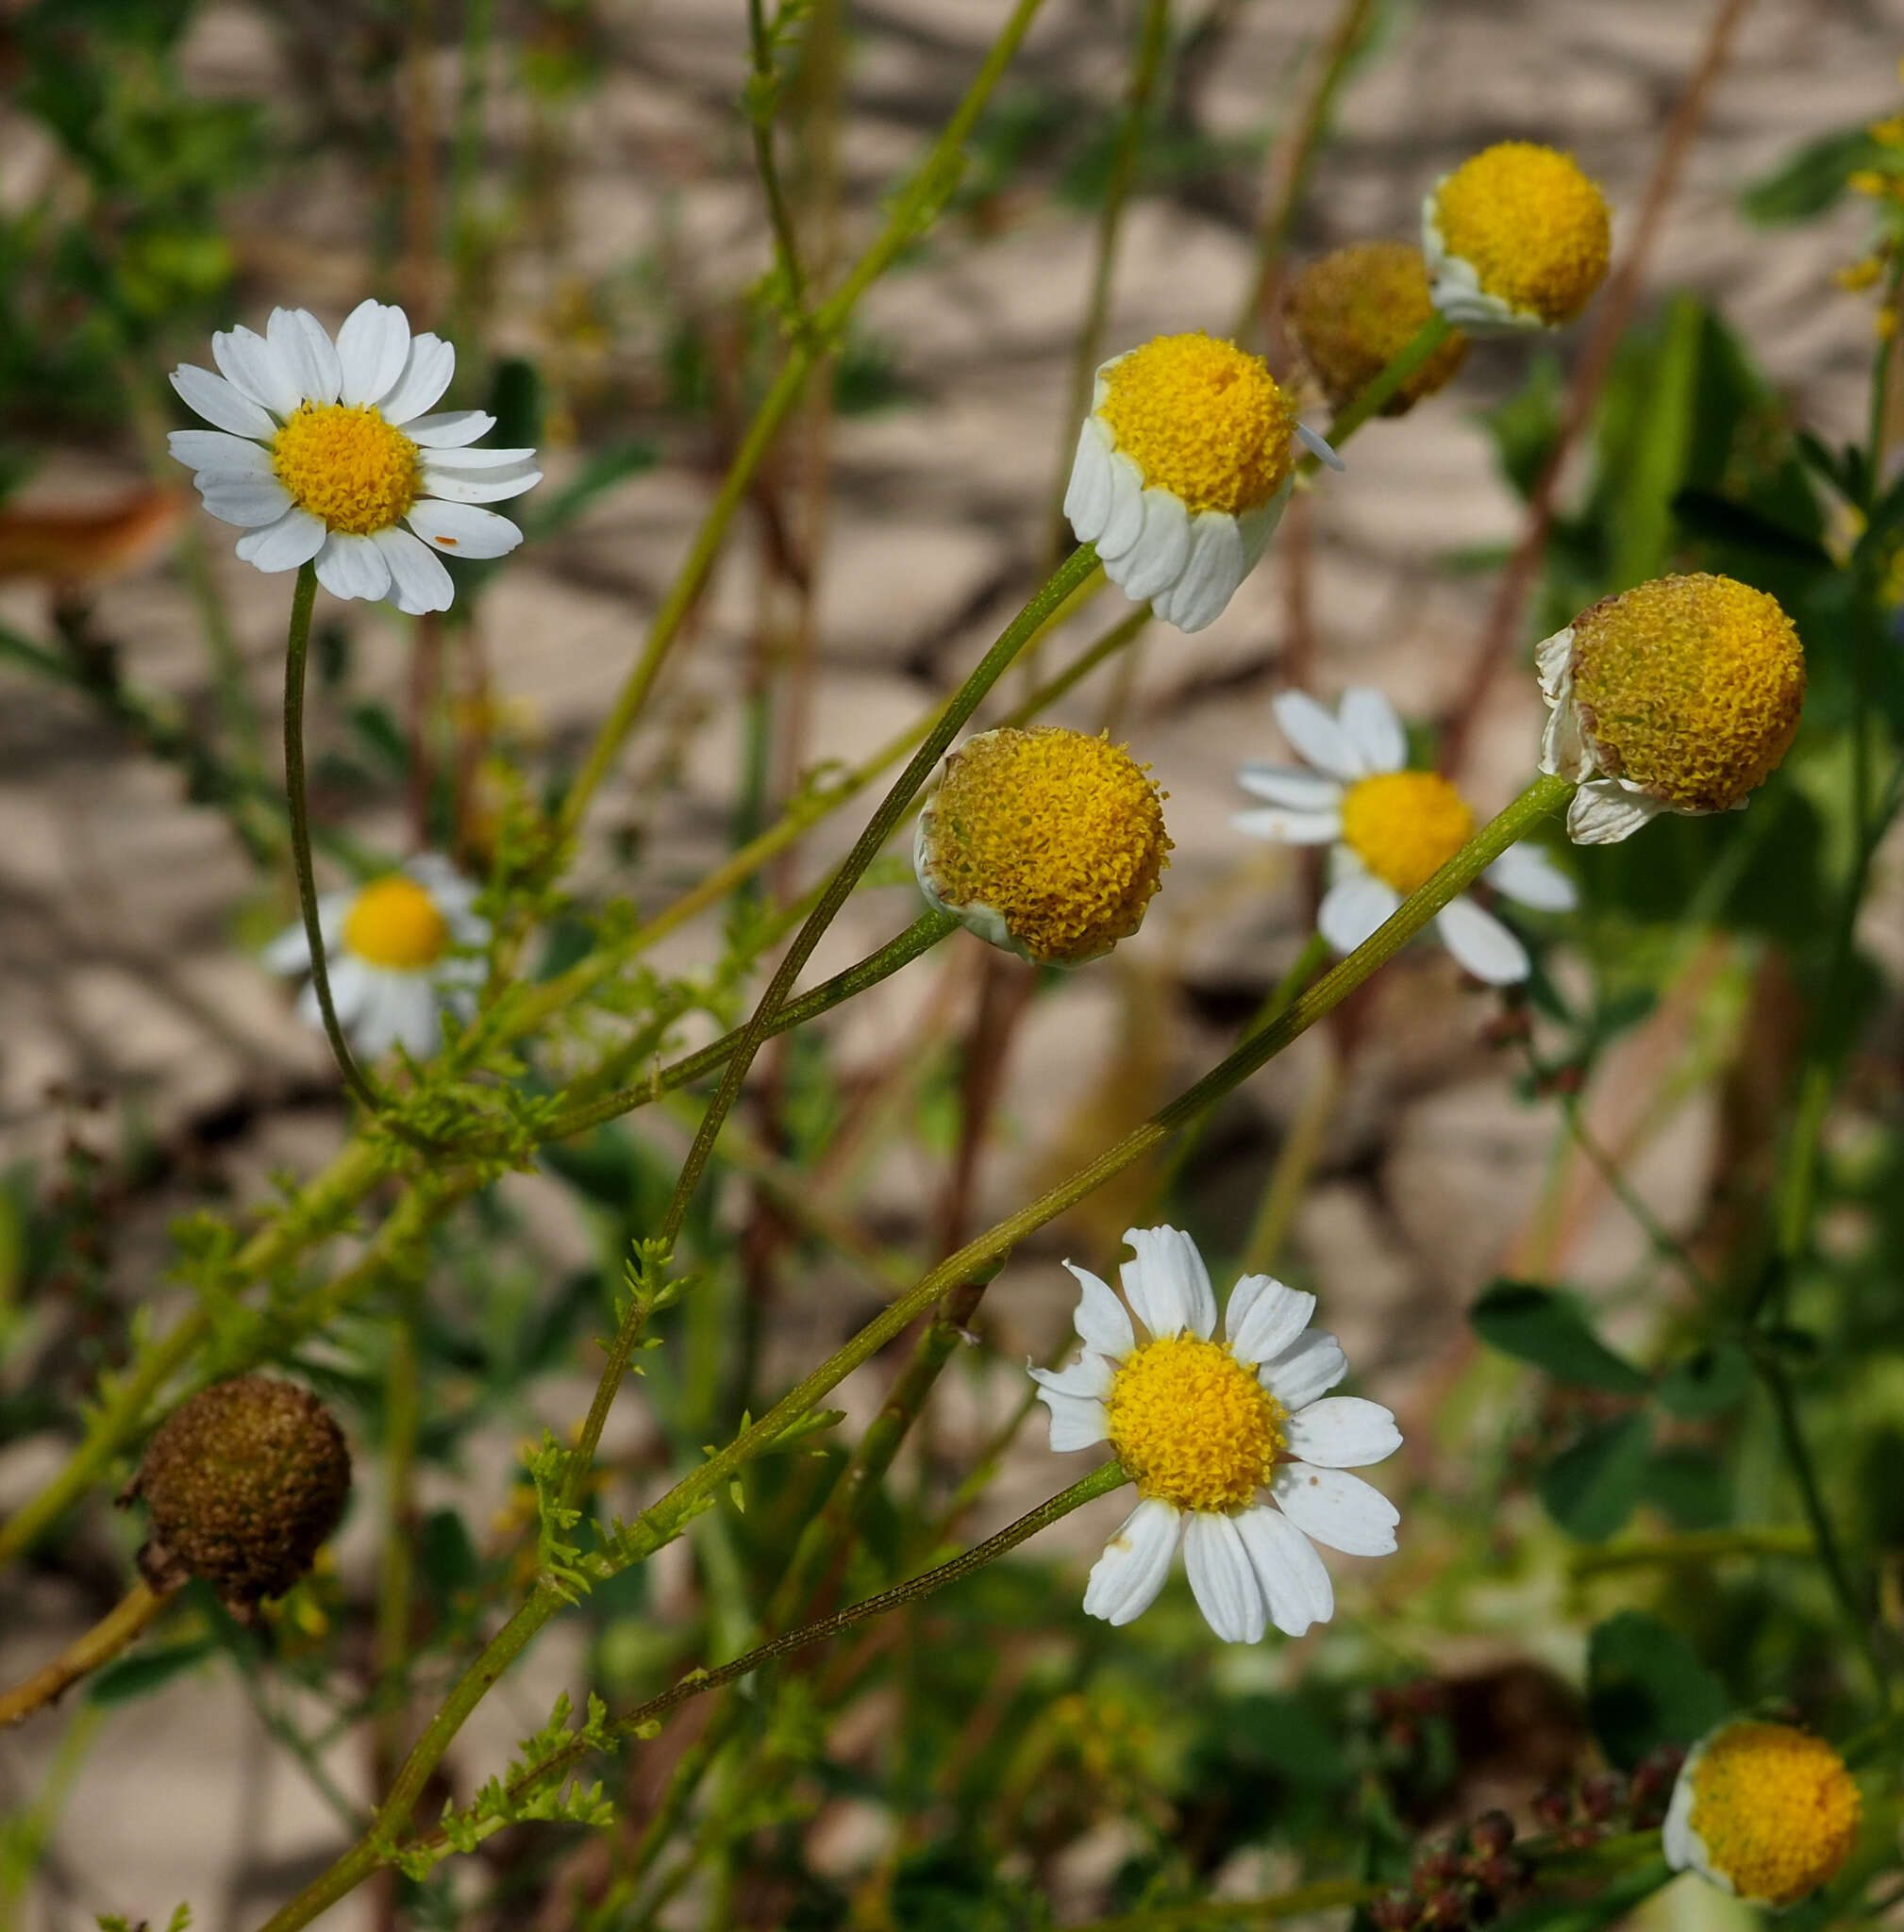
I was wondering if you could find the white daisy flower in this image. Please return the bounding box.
[168,301,540,614]
[1033,1224,1402,1643]
[265,855,489,1060]
[1233,687,1576,986]
[1063,332,1336,635]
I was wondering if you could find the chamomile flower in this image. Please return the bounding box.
[913,725,1171,965]
[1423,142,1611,333]
[168,302,540,613]
[1538,573,1806,843]
[264,855,489,1060]
[1033,1224,1401,1642]
[1063,332,1335,634]
[1286,241,1469,416]
[1663,1722,1861,1907]
[1234,688,1575,985]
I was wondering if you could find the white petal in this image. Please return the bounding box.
[1226,1274,1315,1366]
[325,954,376,1026]
[1064,1262,1135,1358]
[170,364,278,439]
[168,429,270,475]
[1338,688,1407,774]
[1295,419,1344,471]
[355,975,443,1059]
[405,409,498,448]
[1285,1396,1401,1469]
[235,508,327,572]
[1261,1330,1347,1409]
[335,299,412,408]
[419,442,536,470]
[378,332,456,424]
[1028,1353,1114,1401]
[1274,691,1366,780]
[1535,625,1575,701]
[1272,1464,1399,1557]
[1568,780,1666,845]
[1063,418,1115,543]
[211,325,303,416]
[1183,1512,1267,1643]
[1035,1388,1110,1452]
[1487,842,1578,911]
[1234,486,1289,576]
[1111,488,1191,601]
[1120,1224,1216,1341]
[1436,896,1529,985]
[373,525,455,615]
[1082,1498,1181,1626]
[1317,874,1400,955]
[196,475,294,528]
[262,919,314,974]
[415,462,543,504]
[1234,1504,1334,1637]
[1152,510,1242,633]
[1662,1744,1714,1880]
[406,498,524,559]
[314,530,393,604]
[1540,679,1594,783]
[1233,807,1343,845]
[1094,451,1148,563]
[1237,764,1344,811]
[267,308,342,406]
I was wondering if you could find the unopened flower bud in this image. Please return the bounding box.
[129,1376,351,1617]
[1287,242,1469,415]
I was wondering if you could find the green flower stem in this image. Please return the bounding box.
[543,910,956,1142]
[1239,1028,1343,1275]
[562,541,1103,1507]
[744,0,808,316]
[1567,1525,1814,1579]
[552,0,1053,847]
[1316,310,1456,450]
[387,1462,1129,1878]
[282,559,388,1116]
[0,1579,171,1728]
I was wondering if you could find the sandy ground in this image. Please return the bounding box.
[3,0,1903,1924]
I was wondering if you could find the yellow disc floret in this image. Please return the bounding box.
[1431,143,1611,325]
[1097,334,1296,515]
[1106,1336,1285,1512]
[1340,771,1476,893]
[272,402,420,536]
[918,726,1171,965]
[1688,1723,1860,1906]
[1568,574,1805,812]
[1287,242,1470,415]
[343,875,451,970]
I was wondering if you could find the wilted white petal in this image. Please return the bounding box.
[1568,780,1666,845]
[1154,510,1243,634]
[1113,488,1192,602]
[1064,418,1116,543]
[1094,452,1148,563]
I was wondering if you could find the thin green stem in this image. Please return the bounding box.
[1239,1034,1340,1274]
[553,0,1052,845]
[1318,311,1455,448]
[746,0,808,315]
[562,542,1100,1504]
[283,560,386,1114]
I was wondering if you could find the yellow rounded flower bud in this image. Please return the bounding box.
[1664,1722,1861,1907]
[1425,142,1611,332]
[1286,242,1470,416]
[914,725,1171,966]
[1537,573,1805,844]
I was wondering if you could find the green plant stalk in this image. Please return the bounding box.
[552,0,1053,845]
[1318,311,1456,447]
[1567,1526,1813,1578]
[253,778,1567,1932]
[283,560,387,1114]
[746,0,808,315]
[563,541,1102,1504]
[1240,1032,1341,1274]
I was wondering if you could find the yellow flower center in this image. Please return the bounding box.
[1688,1723,1861,1907]
[1569,573,1806,811]
[1105,1336,1285,1513]
[271,402,421,536]
[920,726,1171,965]
[1432,142,1611,325]
[1340,771,1475,894]
[1097,333,1295,515]
[342,875,450,970]
[1287,241,1469,415]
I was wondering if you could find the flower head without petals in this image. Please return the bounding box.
[1030,1224,1403,1644]
[1065,333,1320,633]
[1424,142,1610,333]
[914,726,1171,966]
[1287,242,1470,415]
[1664,1722,1860,1907]
[1538,573,1806,843]
[168,301,540,613]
